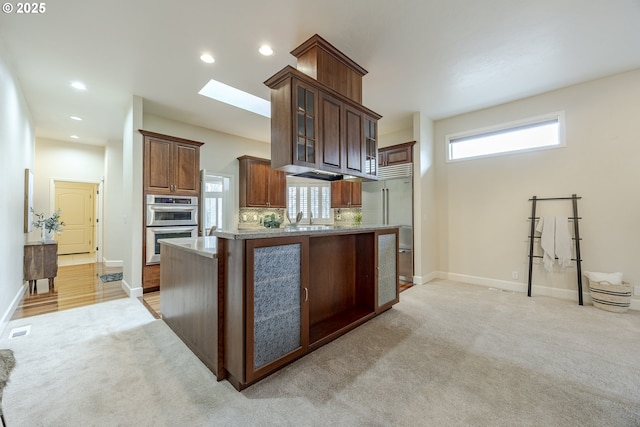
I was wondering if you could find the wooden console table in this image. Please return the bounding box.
[24,241,58,294]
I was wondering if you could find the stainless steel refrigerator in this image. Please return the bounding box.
[361,164,413,281]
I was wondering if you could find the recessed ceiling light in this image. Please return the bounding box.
[70,116,83,121]
[200,53,215,64]
[259,45,273,56]
[198,79,270,118]
[70,135,79,139]
[71,81,86,90]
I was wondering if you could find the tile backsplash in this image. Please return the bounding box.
[238,207,362,228]
[333,208,362,226]
[239,208,285,227]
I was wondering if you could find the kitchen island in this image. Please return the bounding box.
[160,224,399,390]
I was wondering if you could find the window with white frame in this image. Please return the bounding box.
[202,175,225,233]
[446,112,564,162]
[286,177,332,224]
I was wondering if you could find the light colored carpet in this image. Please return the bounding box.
[1,280,639,426]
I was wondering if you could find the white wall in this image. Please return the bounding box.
[379,128,413,148]
[121,96,144,297]
[434,69,640,302]
[0,44,35,331]
[30,138,105,241]
[414,113,437,283]
[103,139,125,265]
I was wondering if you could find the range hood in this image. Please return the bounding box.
[293,170,344,181]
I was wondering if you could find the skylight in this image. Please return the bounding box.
[198,79,270,118]
[71,81,86,90]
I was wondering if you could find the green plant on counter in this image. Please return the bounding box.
[353,212,362,225]
[263,213,282,229]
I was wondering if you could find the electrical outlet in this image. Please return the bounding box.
[336,213,342,220]
[511,271,519,280]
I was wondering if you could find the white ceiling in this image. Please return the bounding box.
[1,0,639,146]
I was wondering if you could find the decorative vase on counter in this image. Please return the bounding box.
[41,228,55,242]
[32,208,65,242]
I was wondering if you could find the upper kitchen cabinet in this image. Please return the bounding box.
[331,181,362,208]
[265,35,381,180]
[364,117,378,177]
[238,156,287,208]
[378,141,415,167]
[140,130,204,196]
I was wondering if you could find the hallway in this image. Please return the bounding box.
[12,255,127,320]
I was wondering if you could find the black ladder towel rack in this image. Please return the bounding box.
[527,194,584,305]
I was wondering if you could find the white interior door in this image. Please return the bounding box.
[54,181,96,255]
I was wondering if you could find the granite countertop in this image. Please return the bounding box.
[158,236,217,259]
[213,224,399,240]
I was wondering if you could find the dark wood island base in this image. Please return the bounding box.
[160,225,399,391]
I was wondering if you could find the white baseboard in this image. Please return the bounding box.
[413,272,437,285]
[1,283,28,336]
[438,272,640,310]
[121,279,143,298]
[103,257,123,268]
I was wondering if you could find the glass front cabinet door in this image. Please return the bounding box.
[245,236,309,382]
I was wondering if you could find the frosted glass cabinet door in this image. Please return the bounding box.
[377,231,399,310]
[246,237,309,382]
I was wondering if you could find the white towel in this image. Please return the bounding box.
[535,216,572,272]
[585,271,623,285]
[536,216,556,272]
[554,216,572,268]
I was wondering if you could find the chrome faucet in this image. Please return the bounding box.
[309,212,313,225]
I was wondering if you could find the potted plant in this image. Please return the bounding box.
[353,212,362,225]
[263,213,282,229]
[32,209,65,241]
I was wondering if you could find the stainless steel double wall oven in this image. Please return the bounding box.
[145,194,198,264]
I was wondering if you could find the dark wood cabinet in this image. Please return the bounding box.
[222,228,397,390]
[244,237,309,383]
[140,130,203,292]
[293,80,319,168]
[376,229,399,312]
[343,104,364,176]
[330,181,362,208]
[378,141,415,167]
[160,241,222,378]
[317,92,369,178]
[238,156,287,208]
[318,91,341,172]
[141,130,203,196]
[364,117,378,176]
[308,233,376,347]
[266,68,381,180]
[24,241,58,294]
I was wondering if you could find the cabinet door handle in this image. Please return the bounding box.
[304,287,308,302]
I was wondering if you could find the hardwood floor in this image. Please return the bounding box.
[11,255,407,321]
[12,262,128,320]
[399,280,413,292]
[141,291,161,319]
